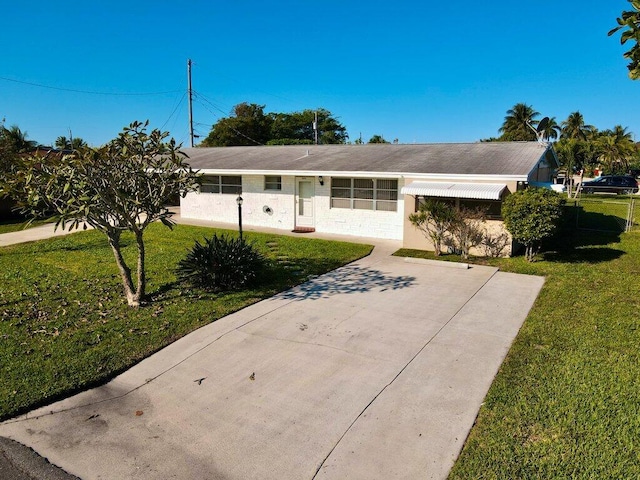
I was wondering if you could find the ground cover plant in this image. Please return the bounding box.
[399,201,640,478]
[0,223,372,421]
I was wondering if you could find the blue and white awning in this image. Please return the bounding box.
[401,182,507,200]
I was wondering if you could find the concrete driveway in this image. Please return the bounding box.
[0,246,543,479]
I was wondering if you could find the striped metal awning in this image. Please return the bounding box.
[401,182,507,200]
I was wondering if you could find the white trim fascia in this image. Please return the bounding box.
[196,169,405,178]
[401,173,527,182]
[195,169,527,182]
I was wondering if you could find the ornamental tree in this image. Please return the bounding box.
[446,207,487,260]
[408,199,457,256]
[501,188,565,261]
[1,121,199,307]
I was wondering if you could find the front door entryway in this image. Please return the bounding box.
[295,178,315,230]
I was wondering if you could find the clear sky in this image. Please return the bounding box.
[1,0,637,147]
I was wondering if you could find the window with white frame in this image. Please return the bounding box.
[264,175,282,191]
[330,178,398,211]
[199,175,242,194]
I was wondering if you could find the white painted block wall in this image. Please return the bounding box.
[181,175,296,230]
[181,175,405,240]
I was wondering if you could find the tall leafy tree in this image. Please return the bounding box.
[268,108,347,145]
[200,104,348,146]
[2,121,199,307]
[268,112,313,145]
[200,103,273,146]
[498,103,539,141]
[560,111,595,140]
[368,134,390,144]
[609,0,640,79]
[312,108,348,144]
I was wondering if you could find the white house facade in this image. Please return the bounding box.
[180,142,559,253]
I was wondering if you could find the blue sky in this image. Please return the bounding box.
[1,0,638,147]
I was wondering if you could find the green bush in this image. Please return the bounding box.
[176,234,266,292]
[502,187,565,261]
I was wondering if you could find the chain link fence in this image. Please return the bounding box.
[571,190,638,233]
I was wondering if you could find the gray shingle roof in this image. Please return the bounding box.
[182,142,553,177]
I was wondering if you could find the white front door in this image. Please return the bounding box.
[295,178,315,228]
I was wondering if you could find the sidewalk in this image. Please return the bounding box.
[0,222,78,247]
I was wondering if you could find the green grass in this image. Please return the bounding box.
[0,217,53,234]
[399,205,640,478]
[0,223,372,421]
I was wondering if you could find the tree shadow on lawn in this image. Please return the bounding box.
[277,264,416,301]
[543,247,625,264]
[542,219,624,264]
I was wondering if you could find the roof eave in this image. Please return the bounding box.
[195,169,529,182]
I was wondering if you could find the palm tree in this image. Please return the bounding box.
[540,116,561,141]
[560,112,595,140]
[596,126,636,173]
[1,125,37,153]
[55,136,87,150]
[609,2,640,79]
[498,103,539,141]
[610,125,633,142]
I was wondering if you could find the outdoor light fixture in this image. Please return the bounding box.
[318,176,324,186]
[236,195,243,241]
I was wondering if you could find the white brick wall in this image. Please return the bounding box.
[181,174,404,240]
[181,175,296,230]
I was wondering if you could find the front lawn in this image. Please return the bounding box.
[400,204,640,478]
[0,224,372,421]
[0,217,53,235]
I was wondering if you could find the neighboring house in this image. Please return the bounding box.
[180,142,558,255]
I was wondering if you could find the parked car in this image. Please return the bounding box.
[580,175,639,195]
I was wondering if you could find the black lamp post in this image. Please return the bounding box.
[236,195,243,241]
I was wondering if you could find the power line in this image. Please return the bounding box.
[160,92,187,131]
[0,75,181,96]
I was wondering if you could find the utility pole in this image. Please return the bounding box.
[313,111,318,145]
[187,59,194,147]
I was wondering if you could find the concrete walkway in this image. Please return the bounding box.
[0,215,544,479]
[0,222,78,247]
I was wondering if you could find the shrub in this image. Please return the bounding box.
[446,207,487,259]
[481,231,511,258]
[408,199,457,256]
[502,188,565,261]
[176,234,266,292]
